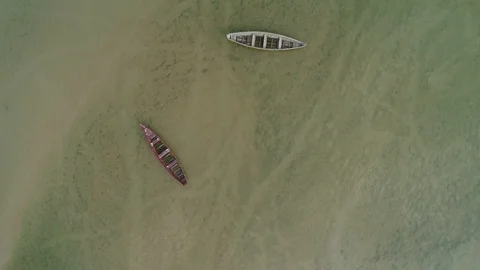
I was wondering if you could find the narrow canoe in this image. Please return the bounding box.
[140,123,187,185]
[226,31,306,51]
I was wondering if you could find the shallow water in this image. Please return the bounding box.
[1,0,479,269]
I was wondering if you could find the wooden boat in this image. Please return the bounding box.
[140,123,187,185]
[226,31,306,51]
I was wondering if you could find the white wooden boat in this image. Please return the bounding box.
[226,31,306,51]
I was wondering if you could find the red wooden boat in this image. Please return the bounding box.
[140,123,187,185]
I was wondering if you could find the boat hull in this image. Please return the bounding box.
[140,123,188,185]
[226,31,306,51]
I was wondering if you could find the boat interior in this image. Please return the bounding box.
[153,140,168,154]
[233,33,301,49]
[152,141,186,180]
[171,163,185,179]
[161,153,175,165]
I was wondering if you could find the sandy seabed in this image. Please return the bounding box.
[1,0,479,269]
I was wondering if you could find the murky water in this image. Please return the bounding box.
[1,0,479,269]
